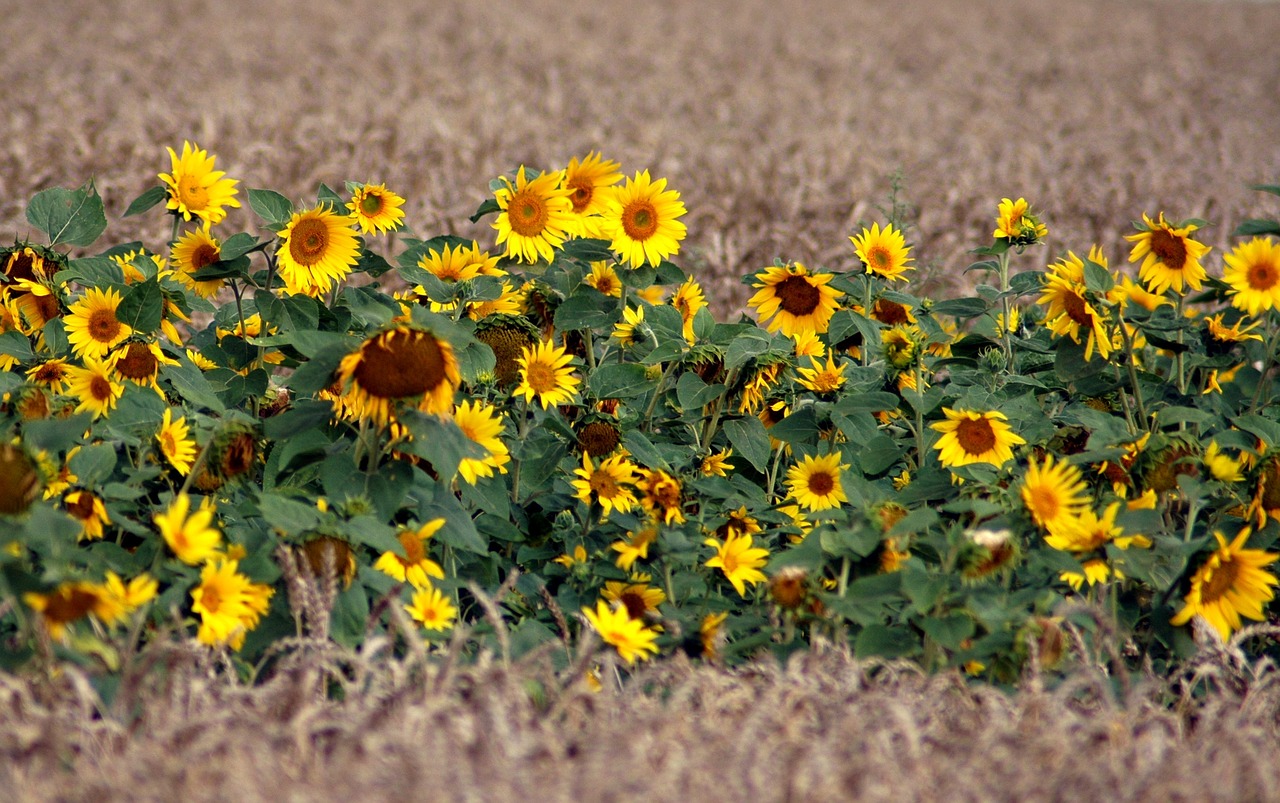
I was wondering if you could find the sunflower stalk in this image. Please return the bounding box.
[1117,318,1150,430]
[1246,315,1280,414]
[641,362,676,432]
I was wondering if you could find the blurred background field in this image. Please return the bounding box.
[4,0,1279,314]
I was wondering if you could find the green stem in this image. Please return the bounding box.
[862,277,873,367]
[998,250,1014,372]
[169,215,181,248]
[642,363,676,431]
[1175,295,1187,396]
[1118,318,1150,430]
[1247,316,1280,414]
[699,367,738,447]
[510,404,532,503]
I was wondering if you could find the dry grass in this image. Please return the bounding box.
[5,0,1279,313]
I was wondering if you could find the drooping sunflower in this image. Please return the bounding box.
[601,580,666,620]
[493,166,577,264]
[572,452,639,520]
[191,558,273,649]
[406,586,458,632]
[704,532,770,597]
[158,141,241,225]
[65,287,133,360]
[669,277,707,343]
[65,357,124,419]
[347,182,406,235]
[416,240,503,285]
[1170,526,1279,642]
[110,340,178,394]
[785,452,849,512]
[795,353,846,394]
[452,400,511,485]
[157,408,199,475]
[1125,212,1211,296]
[611,304,646,347]
[1020,454,1090,532]
[155,493,222,565]
[334,324,461,426]
[700,449,734,477]
[1203,441,1247,484]
[581,600,660,664]
[881,325,921,370]
[637,468,685,525]
[1223,236,1280,316]
[1037,251,1113,361]
[515,339,580,409]
[23,580,118,640]
[993,197,1048,246]
[170,223,225,298]
[747,263,842,336]
[930,408,1025,469]
[850,222,914,281]
[275,204,361,297]
[374,519,447,589]
[563,152,624,238]
[584,261,623,297]
[63,490,111,541]
[601,170,688,268]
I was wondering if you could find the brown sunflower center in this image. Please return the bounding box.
[289,218,331,267]
[577,421,621,457]
[508,190,549,237]
[66,492,98,520]
[589,469,620,498]
[873,299,909,325]
[354,330,447,399]
[115,343,158,381]
[1149,229,1188,270]
[808,470,835,496]
[1260,461,1280,510]
[594,274,618,294]
[6,251,38,283]
[622,201,659,241]
[618,590,648,620]
[178,176,210,210]
[775,275,821,316]
[89,375,114,402]
[524,360,558,394]
[220,433,256,478]
[955,417,997,456]
[360,193,385,216]
[44,587,97,623]
[191,243,220,271]
[1062,290,1093,327]
[33,293,60,323]
[396,530,426,565]
[159,429,178,456]
[568,180,593,214]
[868,246,891,271]
[88,308,122,343]
[650,479,680,508]
[1247,260,1279,291]
[1200,556,1240,603]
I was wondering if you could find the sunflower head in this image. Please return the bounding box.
[850,222,914,281]
[158,141,241,224]
[747,263,842,337]
[335,323,462,425]
[960,527,1020,583]
[276,204,361,297]
[475,314,540,388]
[296,535,357,588]
[993,197,1048,247]
[346,182,406,235]
[0,442,41,515]
[204,421,260,484]
[1124,212,1211,296]
[575,415,623,458]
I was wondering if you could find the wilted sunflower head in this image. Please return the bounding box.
[519,280,563,335]
[960,527,1020,582]
[681,344,725,384]
[204,421,260,484]
[296,535,357,588]
[336,323,461,425]
[1139,435,1201,495]
[576,415,623,458]
[0,441,41,515]
[474,314,540,389]
[7,385,51,421]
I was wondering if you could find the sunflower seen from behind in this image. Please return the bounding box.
[1125,212,1211,296]
[931,408,1025,469]
[275,204,361,297]
[346,182,406,235]
[492,166,577,264]
[747,263,842,337]
[601,169,687,268]
[158,141,241,225]
[334,323,461,427]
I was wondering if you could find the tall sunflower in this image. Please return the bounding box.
[334,324,461,426]
[515,339,580,409]
[492,166,577,264]
[931,408,1025,469]
[785,452,849,512]
[65,287,132,360]
[1037,250,1113,361]
[1020,454,1089,532]
[275,204,361,297]
[1223,237,1280,316]
[452,400,511,485]
[601,170,687,268]
[704,532,770,597]
[1125,212,1211,296]
[747,263,842,336]
[65,357,124,419]
[158,141,241,225]
[563,152,624,238]
[850,222,914,281]
[170,223,225,298]
[572,452,639,520]
[1170,526,1279,641]
[347,182,406,235]
[155,493,222,565]
[993,197,1048,246]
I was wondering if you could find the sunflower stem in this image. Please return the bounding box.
[168,214,181,248]
[861,277,873,367]
[510,405,532,503]
[998,250,1014,373]
[1247,314,1280,414]
[1174,294,1187,398]
[1118,318,1150,430]
[700,367,738,447]
[583,328,596,372]
[642,362,675,432]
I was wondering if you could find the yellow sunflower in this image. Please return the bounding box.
[669,277,707,343]
[637,468,685,525]
[704,532,770,597]
[1125,212,1211,296]
[1037,250,1113,361]
[65,357,124,419]
[611,525,658,570]
[700,449,734,477]
[993,197,1048,246]
[850,222,914,281]
[110,340,179,394]
[170,223,225,298]
[515,339,580,409]
[601,580,666,619]
[23,580,119,640]
[792,330,826,358]
[1204,441,1247,484]
[65,287,132,360]
[191,558,273,649]
[158,141,241,225]
[275,204,361,297]
[1020,454,1089,532]
[155,493,222,565]
[601,170,688,268]
[1170,526,1279,642]
[582,600,660,665]
[930,408,1025,469]
[416,240,502,284]
[785,452,849,512]
[747,263,842,336]
[612,304,646,346]
[346,182,406,235]
[493,166,577,264]
[572,452,640,520]
[406,585,458,632]
[26,358,72,394]
[334,324,461,426]
[1223,237,1280,316]
[563,151,624,238]
[795,353,846,394]
[158,407,199,475]
[63,490,111,541]
[449,400,510,485]
[374,519,447,589]
[584,261,623,297]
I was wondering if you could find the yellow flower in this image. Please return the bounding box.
[191,558,273,649]
[637,468,684,525]
[24,581,119,640]
[100,571,158,619]
[158,141,241,224]
[704,532,770,597]
[1060,558,1116,591]
[1125,212,1211,296]
[1171,526,1279,641]
[563,151,624,238]
[374,519,447,589]
[346,182,406,235]
[791,330,826,358]
[63,490,111,541]
[493,166,577,264]
[406,586,458,632]
[1044,501,1137,553]
[515,339,580,409]
[785,452,849,512]
[275,204,361,297]
[65,287,132,360]
[601,170,688,268]
[65,357,124,419]
[582,600,660,664]
[572,452,639,520]
[1037,250,1113,361]
[611,525,658,570]
[1223,237,1280,316]
[795,353,846,394]
[669,277,707,343]
[700,449,734,477]
[1204,441,1247,484]
[1020,454,1089,532]
[26,358,72,394]
[170,223,225,298]
[930,408,1025,469]
[850,222,914,281]
[1204,312,1263,344]
[453,400,511,484]
[584,261,623,297]
[334,324,461,426]
[700,611,729,660]
[612,304,646,346]
[601,581,666,618]
[993,197,1048,245]
[110,340,178,394]
[554,544,589,569]
[155,493,222,565]
[158,407,199,475]
[415,240,502,284]
[747,263,842,336]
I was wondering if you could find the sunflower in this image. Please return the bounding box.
[453,400,511,484]
[191,558,274,649]
[347,182,406,235]
[931,408,1025,469]
[703,532,770,597]
[65,357,124,419]
[572,452,640,520]
[416,240,503,284]
[584,261,623,297]
[100,571,158,619]
[170,223,225,298]
[406,586,458,632]
[158,408,199,475]
[334,324,461,426]
[1204,313,1263,344]
[738,361,785,414]
[25,358,71,394]
[1021,454,1090,532]
[582,600,661,664]
[881,325,921,370]
[474,315,539,388]
[612,304,646,347]
[850,222,914,281]
[515,339,580,409]
[993,197,1048,246]
[1045,501,1150,554]
[23,581,117,640]
[1170,526,1279,642]
[493,166,577,264]
[1125,212,1211,296]
[747,263,842,336]
[374,518,447,589]
[1204,441,1247,484]
[155,493,222,565]
[1223,237,1280,316]
[601,580,666,620]
[637,468,685,525]
[1037,250,1113,361]
[110,340,178,394]
[600,170,688,268]
[795,353,846,394]
[563,152,624,238]
[669,278,706,343]
[700,449,734,477]
[158,141,241,225]
[575,417,623,457]
[611,525,659,570]
[65,287,132,360]
[1060,558,1117,592]
[700,611,729,660]
[785,452,849,512]
[63,490,111,541]
[463,281,524,320]
[275,204,361,297]
[714,506,763,540]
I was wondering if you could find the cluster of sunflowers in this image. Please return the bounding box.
[1,140,1279,685]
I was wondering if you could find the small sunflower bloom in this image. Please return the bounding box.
[612,304,646,346]
[785,452,849,512]
[850,222,914,281]
[584,261,623,297]
[1223,237,1280,316]
[795,353,846,394]
[572,452,640,520]
[993,197,1048,246]
[157,408,199,475]
[611,525,659,570]
[601,170,688,268]
[515,339,580,409]
[931,408,1025,469]
[158,141,241,225]
[65,287,133,360]
[704,532,770,597]
[564,152,624,238]
[582,600,660,665]
[602,581,666,619]
[1125,212,1211,296]
[747,263,842,336]
[1020,454,1090,532]
[637,468,685,525]
[155,493,222,565]
[374,519,447,589]
[493,166,577,264]
[346,182,406,235]
[170,223,225,298]
[276,204,361,297]
[191,559,274,649]
[65,357,125,419]
[453,400,511,484]
[406,585,459,632]
[700,449,734,477]
[669,277,707,343]
[63,490,111,541]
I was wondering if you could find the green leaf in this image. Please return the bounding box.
[929,298,989,319]
[553,292,619,331]
[854,624,919,659]
[767,407,820,446]
[1251,184,1280,197]
[675,371,724,410]
[283,342,349,395]
[857,434,903,475]
[248,189,294,228]
[218,232,263,261]
[1233,414,1280,450]
[724,329,771,372]
[1053,339,1104,381]
[722,417,771,473]
[160,360,226,413]
[1082,258,1114,294]
[396,410,484,483]
[469,197,500,223]
[116,279,164,334]
[257,492,323,535]
[918,612,975,650]
[1234,219,1280,237]
[421,482,487,554]
[586,363,653,400]
[58,257,125,287]
[26,182,108,247]
[0,331,34,362]
[122,185,167,218]
[67,444,118,487]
